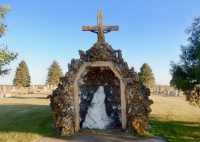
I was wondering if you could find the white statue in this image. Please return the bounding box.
[82,86,113,129]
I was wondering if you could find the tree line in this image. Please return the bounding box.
[0,5,63,88]
[13,60,63,87]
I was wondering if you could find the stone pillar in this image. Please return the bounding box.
[118,50,122,59]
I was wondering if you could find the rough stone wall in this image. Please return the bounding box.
[50,59,84,136]
[49,41,153,136]
[189,84,200,108]
[125,76,153,134]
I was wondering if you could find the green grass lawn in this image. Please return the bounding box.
[0,91,200,142]
[149,93,200,142]
[0,92,58,142]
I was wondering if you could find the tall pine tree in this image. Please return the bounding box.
[13,60,31,87]
[46,60,63,86]
[138,63,155,88]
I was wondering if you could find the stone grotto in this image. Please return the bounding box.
[48,10,153,136]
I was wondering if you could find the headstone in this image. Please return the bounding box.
[171,90,178,96]
[44,86,47,92]
[156,86,158,93]
[12,87,16,91]
[159,86,162,93]
[28,88,34,94]
[177,90,181,96]
[46,83,49,91]
[7,87,11,92]
[166,89,170,95]
[2,86,6,92]
[0,92,4,98]
[4,94,12,98]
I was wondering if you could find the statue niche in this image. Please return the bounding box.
[82,86,113,129]
[78,67,121,129]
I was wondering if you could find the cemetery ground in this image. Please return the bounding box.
[0,89,200,142]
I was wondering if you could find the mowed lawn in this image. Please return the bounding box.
[149,93,200,142]
[0,92,58,142]
[0,91,200,142]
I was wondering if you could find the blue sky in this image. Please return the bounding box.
[0,0,200,85]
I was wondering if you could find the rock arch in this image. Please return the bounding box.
[73,61,126,132]
[49,41,153,136]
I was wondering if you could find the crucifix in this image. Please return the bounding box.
[82,10,119,43]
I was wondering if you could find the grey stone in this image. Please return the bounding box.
[4,94,11,98]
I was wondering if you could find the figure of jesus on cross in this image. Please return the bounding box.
[82,10,119,43]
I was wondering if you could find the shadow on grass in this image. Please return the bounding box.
[149,118,200,142]
[0,104,58,138]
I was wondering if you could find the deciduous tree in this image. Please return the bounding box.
[0,5,18,76]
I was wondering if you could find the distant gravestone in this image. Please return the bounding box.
[11,87,16,92]
[44,86,47,92]
[0,92,4,98]
[2,86,6,92]
[177,90,181,96]
[28,88,34,94]
[155,87,158,93]
[46,83,49,91]
[166,89,170,95]
[159,86,162,93]
[4,94,12,98]
[7,87,11,92]
[171,90,178,96]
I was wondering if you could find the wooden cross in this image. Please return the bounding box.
[82,10,119,43]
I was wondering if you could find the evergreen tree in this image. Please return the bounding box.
[170,15,200,94]
[46,60,63,86]
[0,5,18,76]
[138,63,155,88]
[13,60,31,87]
